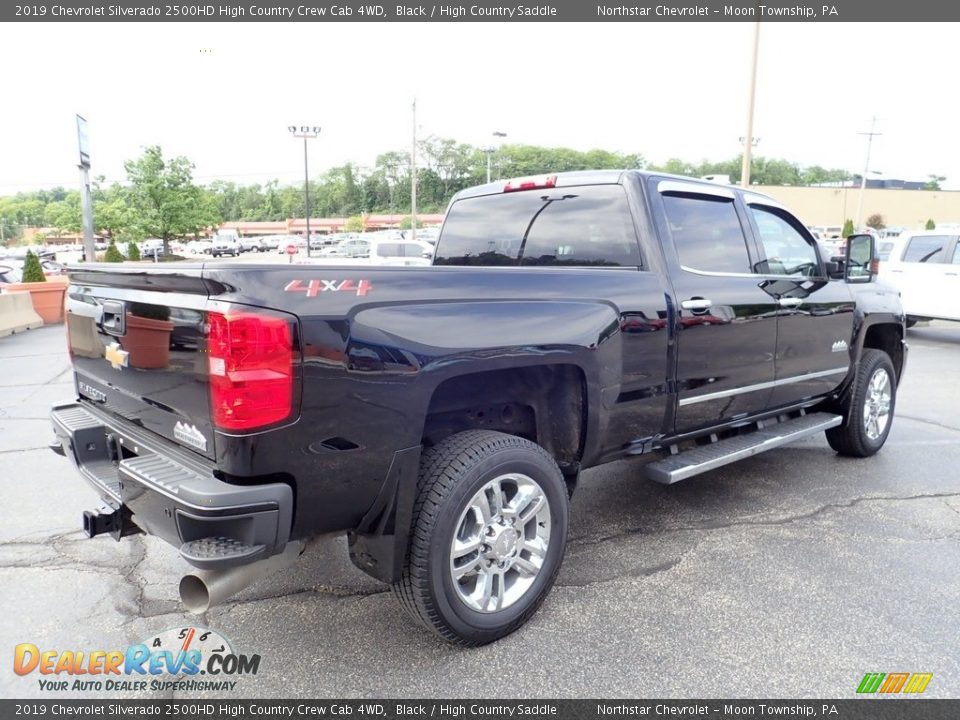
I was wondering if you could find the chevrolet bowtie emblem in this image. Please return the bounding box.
[105,342,129,370]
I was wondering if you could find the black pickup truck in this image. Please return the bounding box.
[51,171,906,645]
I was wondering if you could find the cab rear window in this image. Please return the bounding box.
[434,185,641,267]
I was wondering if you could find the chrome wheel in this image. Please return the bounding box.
[863,367,892,440]
[449,473,552,613]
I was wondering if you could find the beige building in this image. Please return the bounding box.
[750,185,960,231]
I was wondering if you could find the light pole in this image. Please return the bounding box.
[411,100,417,243]
[289,125,321,258]
[740,21,761,188]
[484,131,508,183]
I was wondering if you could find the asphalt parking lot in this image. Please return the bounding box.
[2,322,958,699]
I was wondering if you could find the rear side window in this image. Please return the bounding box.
[902,236,948,263]
[435,185,641,267]
[662,194,751,274]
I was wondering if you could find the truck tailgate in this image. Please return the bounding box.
[65,266,216,460]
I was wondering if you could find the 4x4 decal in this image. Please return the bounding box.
[284,279,373,297]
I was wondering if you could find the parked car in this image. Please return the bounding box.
[140,239,165,258]
[0,263,21,284]
[368,238,434,266]
[335,237,371,258]
[878,230,960,325]
[51,171,905,646]
[210,236,241,257]
[257,236,282,251]
[239,238,265,253]
[277,236,304,255]
[185,240,213,255]
[0,259,66,284]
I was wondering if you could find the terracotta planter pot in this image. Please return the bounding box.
[124,313,174,369]
[3,281,66,324]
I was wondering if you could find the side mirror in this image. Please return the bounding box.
[845,234,876,283]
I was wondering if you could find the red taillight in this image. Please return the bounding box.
[207,310,294,431]
[503,174,557,193]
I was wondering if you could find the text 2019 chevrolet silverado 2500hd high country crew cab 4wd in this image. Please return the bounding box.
[51,171,906,645]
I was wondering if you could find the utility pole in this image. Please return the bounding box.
[855,117,882,231]
[740,21,761,188]
[410,99,417,243]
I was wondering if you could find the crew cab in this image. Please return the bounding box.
[50,171,906,646]
[878,229,960,325]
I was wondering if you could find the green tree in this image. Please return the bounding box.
[44,193,82,236]
[842,219,855,237]
[21,250,46,283]
[124,146,221,254]
[924,175,946,191]
[127,241,141,261]
[399,215,418,230]
[344,215,364,233]
[104,240,124,262]
[865,213,886,230]
[925,218,936,230]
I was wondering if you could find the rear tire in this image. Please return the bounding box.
[393,431,569,646]
[826,349,896,457]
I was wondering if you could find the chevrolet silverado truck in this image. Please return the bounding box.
[51,171,906,646]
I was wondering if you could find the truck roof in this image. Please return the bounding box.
[453,169,776,203]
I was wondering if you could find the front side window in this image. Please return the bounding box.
[749,205,821,277]
[661,194,751,274]
[902,236,948,263]
[435,185,641,267]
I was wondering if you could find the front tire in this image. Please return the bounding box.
[826,349,896,457]
[393,431,569,646]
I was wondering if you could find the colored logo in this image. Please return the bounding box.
[857,672,933,694]
[14,626,260,693]
[284,279,373,297]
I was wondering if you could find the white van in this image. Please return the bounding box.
[878,230,960,325]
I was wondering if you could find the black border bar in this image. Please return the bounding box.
[4,700,959,720]
[5,1,960,23]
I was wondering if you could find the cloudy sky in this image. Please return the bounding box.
[1,21,956,192]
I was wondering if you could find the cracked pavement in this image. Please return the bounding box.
[2,323,958,699]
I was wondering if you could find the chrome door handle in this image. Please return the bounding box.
[778,297,803,308]
[680,298,713,312]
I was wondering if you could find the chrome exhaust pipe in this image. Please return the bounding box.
[179,541,305,614]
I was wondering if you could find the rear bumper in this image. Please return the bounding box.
[50,401,293,570]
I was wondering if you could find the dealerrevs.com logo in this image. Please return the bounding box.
[13,626,260,693]
[856,672,933,695]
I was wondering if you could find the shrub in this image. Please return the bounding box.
[841,219,855,237]
[925,218,936,230]
[104,241,124,263]
[126,242,141,261]
[21,250,47,283]
[865,213,885,230]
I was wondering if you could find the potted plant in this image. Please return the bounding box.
[123,302,173,369]
[2,250,66,324]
